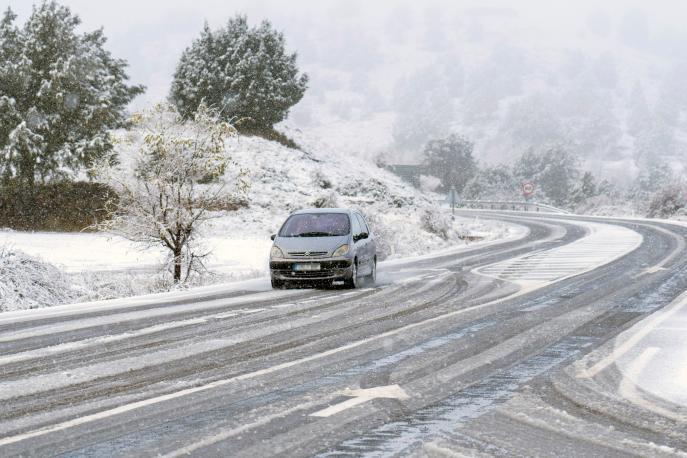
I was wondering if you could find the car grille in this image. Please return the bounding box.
[284,271,337,279]
[270,260,351,270]
[287,251,328,257]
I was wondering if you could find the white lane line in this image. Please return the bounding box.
[579,290,687,379]
[270,303,297,309]
[617,347,687,422]
[310,384,410,418]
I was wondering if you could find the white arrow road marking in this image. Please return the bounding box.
[633,265,668,278]
[310,384,409,418]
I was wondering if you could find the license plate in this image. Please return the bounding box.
[293,263,321,271]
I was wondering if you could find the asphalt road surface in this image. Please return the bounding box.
[1,211,687,457]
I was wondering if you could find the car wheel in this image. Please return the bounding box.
[271,277,285,289]
[344,260,358,289]
[367,258,377,284]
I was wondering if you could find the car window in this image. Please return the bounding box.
[351,213,362,237]
[356,214,369,234]
[279,213,351,237]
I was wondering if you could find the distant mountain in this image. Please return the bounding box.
[285,3,687,184]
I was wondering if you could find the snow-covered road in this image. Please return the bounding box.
[1,212,687,457]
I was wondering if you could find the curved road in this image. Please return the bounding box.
[0,212,686,457]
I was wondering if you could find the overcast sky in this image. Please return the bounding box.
[6,0,687,111]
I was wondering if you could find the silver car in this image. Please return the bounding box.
[269,208,377,289]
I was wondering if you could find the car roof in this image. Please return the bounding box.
[292,208,354,215]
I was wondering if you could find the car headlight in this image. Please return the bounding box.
[332,244,349,257]
[270,246,284,258]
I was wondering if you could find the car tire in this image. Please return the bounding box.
[367,258,376,284]
[344,260,358,289]
[271,277,285,289]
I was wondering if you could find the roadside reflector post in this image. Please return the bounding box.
[445,186,458,217]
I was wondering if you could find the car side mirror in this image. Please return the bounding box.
[270,234,276,241]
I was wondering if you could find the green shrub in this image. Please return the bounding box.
[0,180,115,231]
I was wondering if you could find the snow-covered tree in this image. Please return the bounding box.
[646,179,687,218]
[423,134,477,193]
[170,15,308,129]
[463,164,518,200]
[571,171,600,205]
[93,104,248,283]
[0,2,143,188]
[514,145,580,207]
[631,161,673,202]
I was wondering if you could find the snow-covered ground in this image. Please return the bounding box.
[0,230,267,276]
[612,289,687,413]
[0,127,515,312]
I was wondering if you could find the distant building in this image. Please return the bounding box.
[385,164,428,188]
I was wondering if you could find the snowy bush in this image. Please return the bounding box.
[421,208,451,240]
[359,210,395,260]
[647,183,687,218]
[312,169,333,189]
[0,246,79,312]
[312,191,339,208]
[419,175,442,193]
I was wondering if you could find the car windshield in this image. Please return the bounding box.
[279,213,350,237]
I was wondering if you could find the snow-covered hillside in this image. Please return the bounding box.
[0,128,514,311]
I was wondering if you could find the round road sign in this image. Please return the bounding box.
[522,182,535,197]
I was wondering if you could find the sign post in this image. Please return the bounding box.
[521,182,535,210]
[446,186,458,217]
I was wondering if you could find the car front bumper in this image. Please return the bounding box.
[269,258,353,281]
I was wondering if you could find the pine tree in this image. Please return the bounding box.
[170,15,308,129]
[0,2,144,188]
[423,134,477,193]
[513,145,580,207]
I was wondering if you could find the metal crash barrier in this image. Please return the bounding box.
[457,200,570,214]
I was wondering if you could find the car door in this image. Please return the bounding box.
[354,213,371,274]
[356,213,374,273]
[350,213,366,272]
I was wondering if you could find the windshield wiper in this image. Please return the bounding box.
[297,231,333,237]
